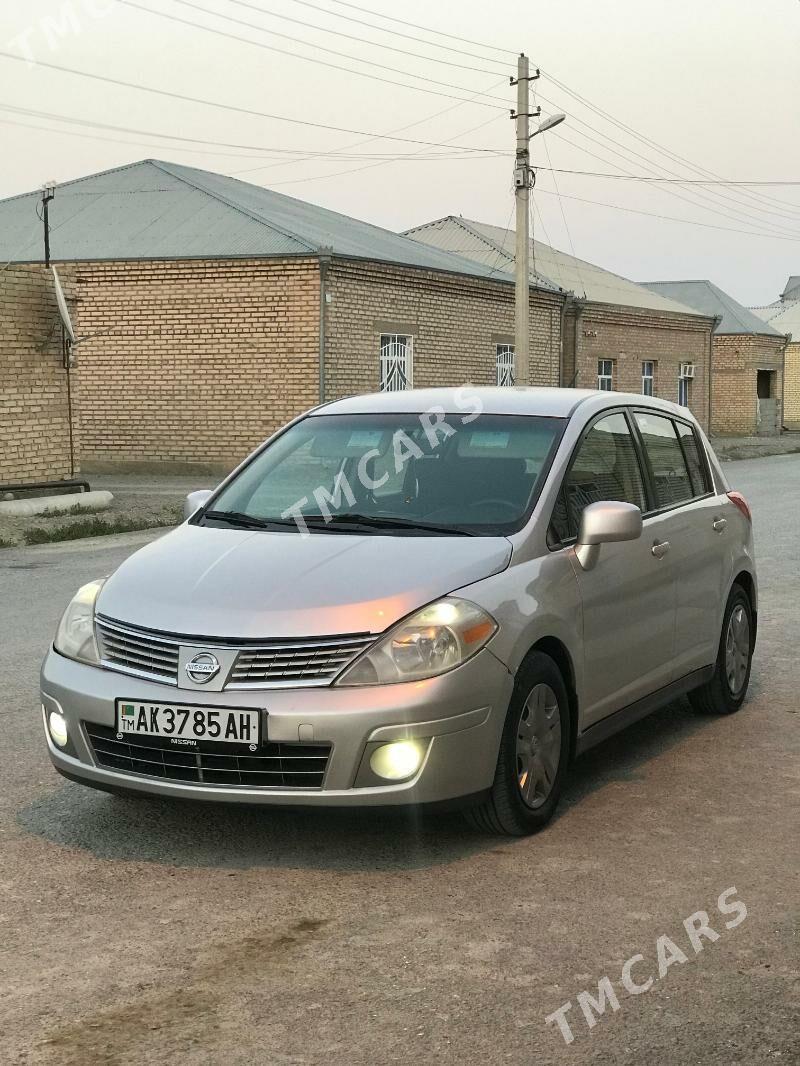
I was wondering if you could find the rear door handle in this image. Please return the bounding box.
[712,517,728,533]
[651,540,670,559]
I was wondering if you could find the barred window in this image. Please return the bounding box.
[379,334,413,392]
[496,343,515,386]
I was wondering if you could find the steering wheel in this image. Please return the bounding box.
[469,498,519,517]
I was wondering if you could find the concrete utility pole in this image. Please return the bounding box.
[512,55,539,386]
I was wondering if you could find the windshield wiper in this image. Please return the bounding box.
[201,510,298,531]
[313,513,475,537]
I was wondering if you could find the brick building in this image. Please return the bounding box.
[0,265,79,485]
[0,160,564,470]
[751,277,800,430]
[645,280,788,436]
[404,217,715,429]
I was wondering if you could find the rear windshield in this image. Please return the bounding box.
[206,412,565,535]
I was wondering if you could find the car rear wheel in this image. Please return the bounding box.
[689,584,754,715]
[464,651,570,836]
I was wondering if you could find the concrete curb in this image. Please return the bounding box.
[0,490,113,517]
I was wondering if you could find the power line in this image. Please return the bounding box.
[0,101,505,160]
[539,94,800,231]
[319,1,800,221]
[541,115,800,241]
[232,79,509,176]
[216,0,504,76]
[0,49,505,153]
[533,184,800,243]
[537,69,800,219]
[288,0,515,62]
[533,169,800,187]
[121,1,508,110]
[264,114,503,186]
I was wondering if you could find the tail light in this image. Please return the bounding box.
[727,491,752,522]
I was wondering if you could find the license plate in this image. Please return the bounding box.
[115,700,261,745]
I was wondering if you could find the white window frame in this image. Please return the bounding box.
[642,361,654,396]
[495,343,515,386]
[597,359,614,392]
[678,374,691,407]
[379,334,413,392]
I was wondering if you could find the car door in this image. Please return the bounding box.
[550,409,677,728]
[632,412,727,678]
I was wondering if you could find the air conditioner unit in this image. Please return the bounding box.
[679,362,696,379]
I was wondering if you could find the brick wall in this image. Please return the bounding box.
[0,265,78,484]
[783,341,800,430]
[563,303,713,428]
[72,258,320,467]
[711,334,786,436]
[324,260,564,398]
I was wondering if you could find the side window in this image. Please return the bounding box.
[676,421,710,496]
[560,412,647,539]
[634,412,693,508]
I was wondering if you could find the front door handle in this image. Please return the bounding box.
[651,540,670,559]
[712,517,728,533]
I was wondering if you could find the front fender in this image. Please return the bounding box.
[455,550,583,695]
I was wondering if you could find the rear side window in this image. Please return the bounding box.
[676,421,710,496]
[634,412,693,508]
[554,412,647,540]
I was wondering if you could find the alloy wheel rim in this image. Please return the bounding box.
[515,683,562,810]
[725,605,750,696]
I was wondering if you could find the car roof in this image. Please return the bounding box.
[315,387,694,422]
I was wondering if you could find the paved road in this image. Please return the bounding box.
[1,458,798,1065]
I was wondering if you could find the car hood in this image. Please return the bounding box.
[97,524,512,638]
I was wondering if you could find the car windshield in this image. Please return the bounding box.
[202,412,565,536]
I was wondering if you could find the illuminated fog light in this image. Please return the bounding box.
[48,710,69,748]
[369,740,424,782]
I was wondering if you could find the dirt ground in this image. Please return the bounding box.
[0,455,798,1065]
[0,473,216,548]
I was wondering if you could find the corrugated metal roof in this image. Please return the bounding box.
[781,276,800,300]
[644,280,784,337]
[0,160,532,286]
[750,299,800,339]
[403,216,702,316]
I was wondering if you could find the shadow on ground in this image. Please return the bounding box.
[17,694,715,872]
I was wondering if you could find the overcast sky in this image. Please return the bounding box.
[1,0,798,305]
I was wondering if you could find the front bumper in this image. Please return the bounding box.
[41,648,513,807]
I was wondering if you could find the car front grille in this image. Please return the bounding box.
[96,619,180,683]
[94,615,374,688]
[229,635,375,686]
[84,723,332,789]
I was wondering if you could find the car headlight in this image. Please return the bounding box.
[337,597,497,686]
[53,578,106,665]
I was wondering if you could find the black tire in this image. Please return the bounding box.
[464,651,571,836]
[689,584,754,716]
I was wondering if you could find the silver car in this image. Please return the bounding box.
[41,388,756,835]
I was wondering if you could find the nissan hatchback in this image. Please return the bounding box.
[41,388,757,835]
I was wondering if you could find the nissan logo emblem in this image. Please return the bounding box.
[185,652,221,684]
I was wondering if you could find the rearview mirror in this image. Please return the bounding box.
[184,489,214,520]
[575,501,642,571]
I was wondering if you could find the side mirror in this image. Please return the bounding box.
[184,489,214,521]
[574,501,642,571]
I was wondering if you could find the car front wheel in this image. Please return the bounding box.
[465,651,570,836]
